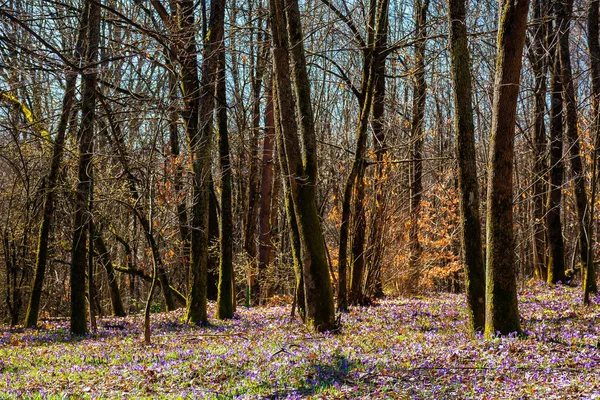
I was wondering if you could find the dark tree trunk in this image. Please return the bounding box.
[216,40,234,319]
[364,20,388,299]
[24,1,88,328]
[408,0,429,290]
[183,0,225,325]
[484,0,530,338]
[207,181,220,301]
[93,228,126,317]
[88,170,97,333]
[349,166,367,304]
[245,25,268,305]
[448,0,486,333]
[546,14,566,285]
[257,87,276,303]
[585,0,600,303]
[557,0,592,291]
[70,0,102,335]
[531,0,549,282]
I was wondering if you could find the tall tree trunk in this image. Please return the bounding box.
[557,0,592,290]
[245,18,268,305]
[257,86,276,303]
[341,0,389,309]
[349,0,390,306]
[216,40,234,319]
[408,0,429,290]
[348,167,367,304]
[273,82,305,320]
[24,2,88,328]
[183,0,225,325]
[70,0,102,335]
[546,13,566,284]
[531,0,549,282]
[484,0,530,338]
[270,0,336,331]
[586,0,600,303]
[448,0,486,333]
[364,12,388,299]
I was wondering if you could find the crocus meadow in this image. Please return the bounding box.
[1,283,599,398]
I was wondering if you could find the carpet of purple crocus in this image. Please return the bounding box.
[2,283,600,399]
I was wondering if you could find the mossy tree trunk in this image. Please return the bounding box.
[273,82,305,320]
[70,0,102,335]
[270,0,335,331]
[448,0,486,333]
[484,0,530,339]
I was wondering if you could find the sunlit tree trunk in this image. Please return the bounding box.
[270,0,336,331]
[448,0,486,332]
[484,0,530,338]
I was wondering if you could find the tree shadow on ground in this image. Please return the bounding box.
[264,354,354,399]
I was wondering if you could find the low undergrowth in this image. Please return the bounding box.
[1,283,599,399]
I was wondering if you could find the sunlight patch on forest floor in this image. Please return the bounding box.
[1,283,599,398]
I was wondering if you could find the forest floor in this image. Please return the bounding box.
[1,283,600,399]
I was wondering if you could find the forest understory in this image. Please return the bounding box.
[1,283,599,399]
